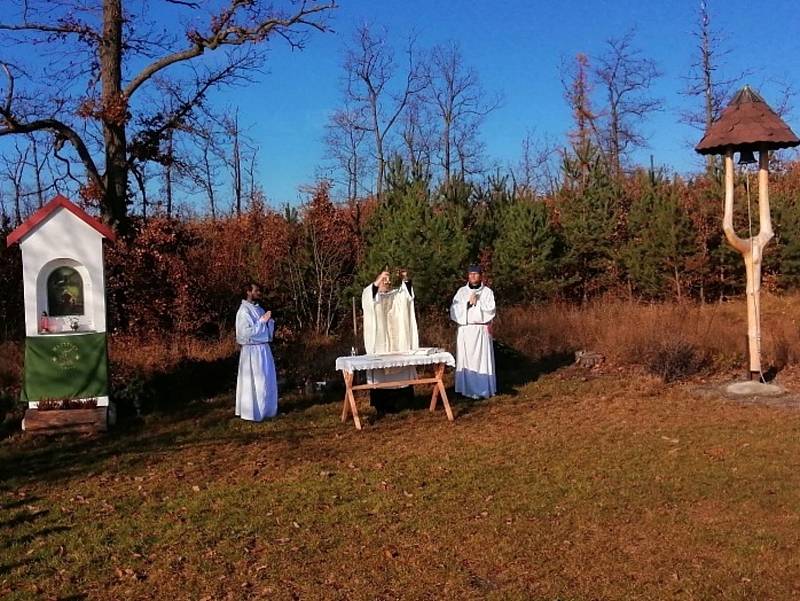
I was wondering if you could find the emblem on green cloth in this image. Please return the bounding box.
[51,341,81,370]
[22,332,109,402]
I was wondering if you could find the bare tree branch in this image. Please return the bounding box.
[0,62,103,191]
[165,0,201,8]
[124,0,335,99]
[0,18,100,43]
[593,30,662,178]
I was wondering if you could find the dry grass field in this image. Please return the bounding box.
[3,296,800,599]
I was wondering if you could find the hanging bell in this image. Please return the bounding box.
[738,149,757,165]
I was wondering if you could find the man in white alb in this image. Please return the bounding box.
[361,268,419,414]
[235,283,278,421]
[450,265,496,399]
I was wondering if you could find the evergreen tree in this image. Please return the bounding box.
[470,172,515,261]
[773,193,800,289]
[623,171,697,300]
[493,194,560,302]
[359,158,469,307]
[558,155,621,302]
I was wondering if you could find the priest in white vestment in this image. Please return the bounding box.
[235,283,278,421]
[361,269,419,413]
[450,265,496,399]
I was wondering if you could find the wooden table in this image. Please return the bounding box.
[335,350,456,430]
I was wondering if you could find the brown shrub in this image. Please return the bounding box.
[493,293,800,380]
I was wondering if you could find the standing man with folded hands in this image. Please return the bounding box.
[235,282,278,421]
[450,265,497,399]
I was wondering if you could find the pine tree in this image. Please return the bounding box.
[773,193,800,289]
[623,171,697,300]
[470,172,515,261]
[493,194,560,302]
[558,155,621,302]
[359,158,469,307]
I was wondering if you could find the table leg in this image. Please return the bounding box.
[431,364,454,422]
[348,387,362,430]
[341,371,352,422]
[429,374,440,412]
[341,371,361,430]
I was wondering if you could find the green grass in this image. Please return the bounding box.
[2,371,800,600]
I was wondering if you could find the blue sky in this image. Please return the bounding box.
[220,0,799,203]
[3,0,800,209]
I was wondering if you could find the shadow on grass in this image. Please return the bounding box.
[495,342,573,394]
[0,508,48,529]
[127,354,239,420]
[6,524,72,547]
[0,396,345,488]
[452,343,573,416]
[0,559,30,577]
[279,341,576,421]
[0,495,41,512]
[0,339,573,487]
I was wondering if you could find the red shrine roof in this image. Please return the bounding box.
[6,194,117,247]
[696,85,800,155]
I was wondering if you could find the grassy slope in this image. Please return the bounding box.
[2,370,800,601]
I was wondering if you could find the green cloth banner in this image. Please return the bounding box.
[21,332,109,402]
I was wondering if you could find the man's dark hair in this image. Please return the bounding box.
[242,282,260,299]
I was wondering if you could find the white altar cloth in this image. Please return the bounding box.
[335,348,455,373]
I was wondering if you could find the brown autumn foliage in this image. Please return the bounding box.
[2,163,800,416]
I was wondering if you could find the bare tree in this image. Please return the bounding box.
[228,112,244,215]
[515,130,559,197]
[246,151,259,206]
[423,42,499,184]
[560,52,605,182]
[201,137,219,219]
[400,96,433,178]
[163,129,175,216]
[593,31,662,179]
[179,114,224,220]
[219,110,259,215]
[682,0,744,174]
[1,139,29,224]
[325,103,369,202]
[344,24,424,199]
[1,129,75,208]
[0,0,336,229]
[130,161,148,219]
[27,133,46,208]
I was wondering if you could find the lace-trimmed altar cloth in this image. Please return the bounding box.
[335,348,455,372]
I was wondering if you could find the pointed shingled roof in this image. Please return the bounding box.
[695,85,800,155]
[6,194,116,247]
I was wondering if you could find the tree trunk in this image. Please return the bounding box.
[700,0,717,176]
[13,181,21,226]
[100,0,129,228]
[369,92,384,199]
[231,116,241,215]
[443,117,451,184]
[165,130,173,216]
[132,164,148,220]
[30,135,45,207]
[202,144,216,219]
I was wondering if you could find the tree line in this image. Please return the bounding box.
[3,1,800,345]
[5,153,800,344]
[1,1,792,223]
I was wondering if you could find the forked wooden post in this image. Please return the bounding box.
[722,149,772,379]
[696,86,799,382]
